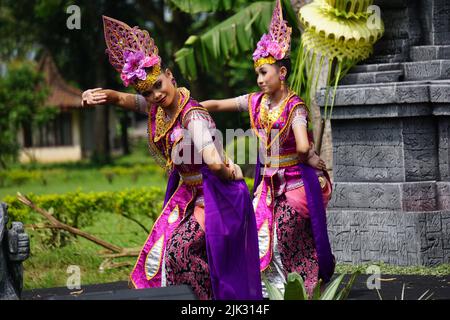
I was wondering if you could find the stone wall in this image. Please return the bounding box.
[317,0,450,266]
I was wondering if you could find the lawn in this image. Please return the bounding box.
[1,140,167,289]
[23,211,149,290]
[0,141,167,199]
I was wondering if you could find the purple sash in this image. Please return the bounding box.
[201,168,263,300]
[298,164,335,283]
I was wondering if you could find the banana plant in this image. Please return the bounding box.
[171,0,299,80]
[170,0,239,13]
[263,271,361,300]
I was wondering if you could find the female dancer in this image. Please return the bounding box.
[201,0,335,297]
[81,16,262,300]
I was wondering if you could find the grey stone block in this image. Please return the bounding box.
[340,71,403,86]
[349,63,402,74]
[327,210,450,266]
[404,149,439,181]
[404,60,450,81]
[394,84,430,104]
[373,0,408,9]
[431,32,450,46]
[334,165,405,182]
[430,83,450,103]
[402,182,438,212]
[437,182,450,210]
[438,118,450,180]
[367,184,402,210]
[365,86,397,104]
[329,182,443,212]
[410,46,450,61]
[366,54,406,64]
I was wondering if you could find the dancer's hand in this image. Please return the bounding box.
[253,181,263,197]
[307,152,327,171]
[81,88,116,107]
[233,164,244,180]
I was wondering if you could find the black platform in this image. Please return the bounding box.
[21,274,450,300]
[22,282,197,300]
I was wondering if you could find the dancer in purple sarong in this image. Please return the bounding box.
[201,0,335,298]
[81,16,262,300]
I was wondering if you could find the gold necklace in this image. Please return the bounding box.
[260,90,291,133]
[154,88,187,142]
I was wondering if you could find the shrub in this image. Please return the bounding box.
[2,187,165,248]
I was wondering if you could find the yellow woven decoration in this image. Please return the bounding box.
[133,64,162,92]
[291,0,384,121]
[299,0,383,52]
[254,56,277,69]
[322,0,373,19]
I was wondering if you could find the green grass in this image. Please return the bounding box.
[0,169,167,199]
[335,262,450,277]
[23,211,151,290]
[0,140,166,289]
[0,140,168,200]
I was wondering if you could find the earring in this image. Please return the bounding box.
[280,75,285,88]
[172,78,177,87]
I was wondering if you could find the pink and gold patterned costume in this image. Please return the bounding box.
[235,91,333,296]
[102,16,262,300]
[130,87,214,298]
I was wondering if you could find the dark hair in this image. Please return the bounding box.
[275,58,291,79]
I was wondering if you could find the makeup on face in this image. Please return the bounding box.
[139,73,176,108]
[255,64,281,94]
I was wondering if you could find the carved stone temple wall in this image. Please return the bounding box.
[318,0,450,266]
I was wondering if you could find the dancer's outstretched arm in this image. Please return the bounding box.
[81,88,144,113]
[200,98,240,112]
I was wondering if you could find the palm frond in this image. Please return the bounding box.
[174,1,274,80]
[169,0,238,14]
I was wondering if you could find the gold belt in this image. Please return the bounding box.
[264,153,301,168]
[264,153,328,189]
[180,172,202,186]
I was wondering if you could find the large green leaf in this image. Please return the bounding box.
[174,1,274,80]
[169,0,238,14]
[334,271,361,300]
[173,0,301,80]
[284,272,308,300]
[262,274,284,300]
[320,273,345,300]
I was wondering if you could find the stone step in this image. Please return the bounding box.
[403,60,450,81]
[349,63,403,74]
[340,70,404,85]
[365,53,407,64]
[410,45,450,61]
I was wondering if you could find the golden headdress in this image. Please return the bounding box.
[102,16,162,92]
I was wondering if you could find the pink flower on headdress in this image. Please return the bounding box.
[120,50,160,87]
[267,42,283,60]
[252,33,283,62]
[252,34,271,61]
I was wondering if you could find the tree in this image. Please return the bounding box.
[0,61,56,168]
